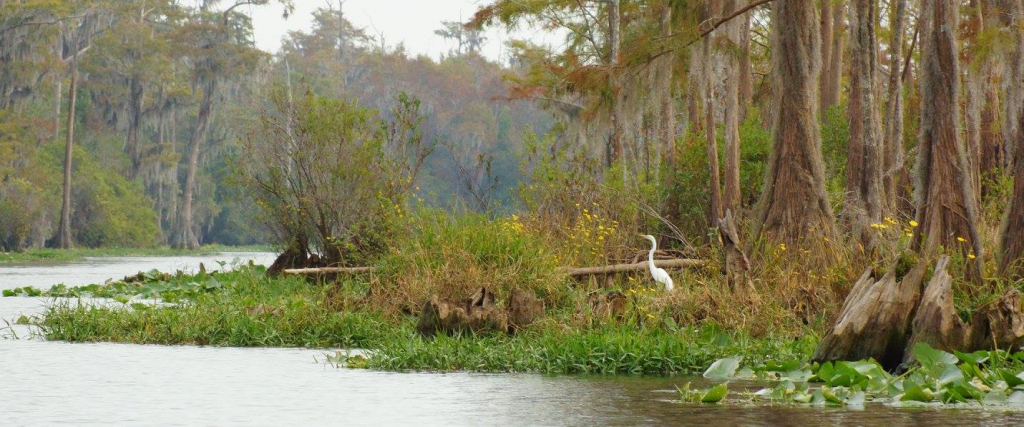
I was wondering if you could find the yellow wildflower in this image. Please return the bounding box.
[909,220,919,227]
[957,237,967,243]
[968,253,977,260]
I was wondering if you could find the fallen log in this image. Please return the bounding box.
[283,266,375,275]
[558,258,706,277]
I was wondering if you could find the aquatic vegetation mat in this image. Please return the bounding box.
[680,343,1024,409]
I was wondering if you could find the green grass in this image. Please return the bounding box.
[0,244,274,264]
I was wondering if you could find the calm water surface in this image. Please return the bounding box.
[2,254,1023,425]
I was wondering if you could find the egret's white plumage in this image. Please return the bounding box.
[643,235,674,292]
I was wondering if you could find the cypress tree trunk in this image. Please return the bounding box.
[659,4,677,170]
[912,0,983,281]
[723,0,743,214]
[883,0,907,212]
[844,0,883,245]
[705,0,723,226]
[173,79,215,250]
[56,58,78,249]
[738,10,753,120]
[1002,0,1024,168]
[999,0,1024,276]
[126,77,144,177]
[820,2,845,115]
[752,0,837,245]
[608,0,624,173]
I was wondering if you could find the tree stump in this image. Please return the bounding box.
[812,260,927,371]
[416,288,509,337]
[717,209,751,294]
[508,288,544,331]
[816,254,1024,372]
[901,256,970,366]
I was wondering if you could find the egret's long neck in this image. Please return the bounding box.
[648,239,656,273]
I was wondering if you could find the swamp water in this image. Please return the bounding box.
[2,254,1024,425]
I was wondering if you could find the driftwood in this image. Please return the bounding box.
[283,266,375,275]
[815,255,1024,371]
[717,210,751,294]
[559,258,706,277]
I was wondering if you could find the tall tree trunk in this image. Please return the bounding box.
[752,0,837,245]
[883,0,907,212]
[820,1,845,115]
[705,0,723,225]
[53,78,61,141]
[723,0,743,214]
[173,79,215,250]
[819,0,834,116]
[912,0,983,280]
[659,4,677,170]
[126,77,144,177]
[964,0,987,204]
[738,10,754,120]
[999,0,1024,276]
[1002,0,1024,168]
[56,60,78,249]
[844,0,883,245]
[608,0,624,176]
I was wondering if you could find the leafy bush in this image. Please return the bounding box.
[239,91,429,265]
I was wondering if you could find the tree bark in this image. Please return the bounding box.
[883,0,907,212]
[126,77,144,177]
[607,0,624,174]
[738,10,754,120]
[705,0,724,226]
[912,0,983,281]
[723,0,743,214]
[173,79,215,250]
[56,59,78,249]
[844,0,883,245]
[1001,0,1024,168]
[752,0,837,246]
[998,0,1024,276]
[820,2,845,115]
[659,3,677,170]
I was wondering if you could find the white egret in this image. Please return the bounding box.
[641,235,674,292]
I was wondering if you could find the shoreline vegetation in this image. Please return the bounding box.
[0,245,275,264]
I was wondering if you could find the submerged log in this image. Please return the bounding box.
[717,210,751,294]
[560,258,706,277]
[812,260,927,371]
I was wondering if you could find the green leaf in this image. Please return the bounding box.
[901,385,934,402]
[703,357,741,380]
[938,365,964,386]
[1000,370,1024,388]
[955,350,990,365]
[846,391,866,407]
[701,383,729,403]
[914,342,958,368]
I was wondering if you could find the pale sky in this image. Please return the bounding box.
[245,0,556,62]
